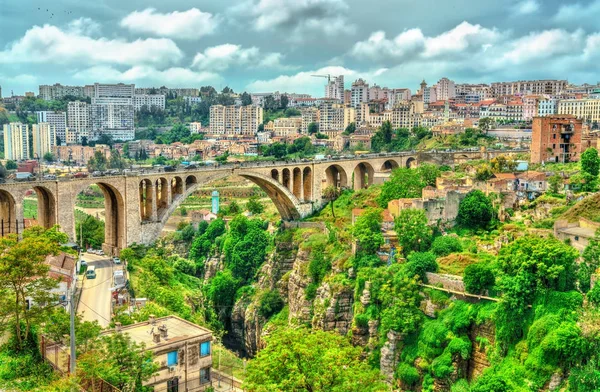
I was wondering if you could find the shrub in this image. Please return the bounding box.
[397,363,420,387]
[173,258,196,276]
[431,236,463,257]
[471,373,510,392]
[305,282,318,301]
[354,313,369,329]
[258,289,284,319]
[457,190,494,229]
[463,263,495,294]
[587,284,600,306]
[405,252,438,282]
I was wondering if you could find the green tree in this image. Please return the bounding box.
[377,168,424,207]
[344,122,356,135]
[581,148,600,177]
[108,149,126,170]
[246,196,265,215]
[478,117,494,134]
[463,263,495,294]
[244,328,387,392]
[0,226,65,350]
[475,164,494,181]
[394,208,432,256]
[579,237,600,292]
[240,92,252,106]
[417,163,441,187]
[87,150,108,172]
[322,185,340,218]
[548,174,563,194]
[76,214,105,249]
[206,269,238,321]
[353,208,384,256]
[6,160,17,170]
[308,122,319,135]
[431,236,463,257]
[280,95,289,109]
[227,200,241,215]
[43,152,55,162]
[404,252,438,282]
[456,190,494,229]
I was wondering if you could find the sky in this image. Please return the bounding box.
[1,0,600,96]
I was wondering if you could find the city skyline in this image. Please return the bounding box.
[1,0,600,96]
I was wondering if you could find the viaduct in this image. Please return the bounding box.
[0,149,525,255]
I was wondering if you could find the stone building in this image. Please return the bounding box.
[530,115,582,163]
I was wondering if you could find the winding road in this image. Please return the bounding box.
[77,255,114,328]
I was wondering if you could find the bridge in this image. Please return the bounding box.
[0,148,526,255]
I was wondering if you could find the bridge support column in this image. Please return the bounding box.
[166,184,172,206]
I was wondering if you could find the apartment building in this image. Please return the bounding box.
[538,99,558,117]
[3,123,30,160]
[325,75,345,102]
[531,115,582,164]
[32,123,56,158]
[387,89,412,109]
[209,105,263,136]
[133,94,166,111]
[39,84,85,100]
[91,97,135,141]
[455,84,491,100]
[491,80,567,97]
[301,107,319,133]
[67,101,91,144]
[558,99,600,124]
[522,96,540,121]
[36,111,67,145]
[264,117,302,137]
[319,101,348,131]
[434,78,456,101]
[351,79,369,108]
[93,83,135,98]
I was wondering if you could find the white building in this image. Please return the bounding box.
[32,123,57,158]
[538,99,558,117]
[184,96,203,107]
[189,122,204,134]
[133,94,166,111]
[351,79,369,108]
[39,84,85,100]
[91,97,135,141]
[36,111,67,145]
[434,78,456,101]
[94,83,135,98]
[3,123,30,160]
[67,101,91,143]
[491,80,568,97]
[325,75,345,101]
[209,105,263,136]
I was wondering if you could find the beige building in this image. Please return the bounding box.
[32,123,57,158]
[301,107,319,133]
[264,117,302,137]
[558,99,600,124]
[318,101,353,131]
[3,122,30,160]
[491,80,567,97]
[103,315,214,391]
[209,105,263,136]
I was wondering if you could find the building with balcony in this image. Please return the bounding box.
[133,94,166,111]
[3,122,30,160]
[531,115,582,163]
[32,123,57,158]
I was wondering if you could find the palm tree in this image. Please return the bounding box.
[322,185,340,218]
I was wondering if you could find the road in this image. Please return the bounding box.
[78,254,114,328]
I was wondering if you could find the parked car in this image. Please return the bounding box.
[163,165,176,172]
[43,174,57,180]
[113,257,121,264]
[91,171,103,177]
[185,164,198,170]
[73,172,89,178]
[15,172,35,182]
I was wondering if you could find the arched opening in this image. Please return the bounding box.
[406,157,417,168]
[97,183,125,255]
[186,175,197,188]
[239,173,300,220]
[381,160,400,172]
[0,190,16,235]
[303,167,312,201]
[293,168,302,198]
[155,177,169,219]
[171,176,184,200]
[139,179,154,221]
[353,162,375,190]
[282,168,291,190]
[324,165,348,189]
[32,186,56,229]
[271,169,279,182]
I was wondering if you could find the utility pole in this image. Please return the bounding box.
[69,282,76,374]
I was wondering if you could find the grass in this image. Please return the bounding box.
[560,192,600,222]
[23,198,37,219]
[212,344,247,381]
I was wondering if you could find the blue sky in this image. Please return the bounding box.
[1,0,600,96]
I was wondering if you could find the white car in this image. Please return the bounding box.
[97,249,105,256]
[113,257,121,264]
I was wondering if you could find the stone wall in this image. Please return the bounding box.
[426,272,466,292]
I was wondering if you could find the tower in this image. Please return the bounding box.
[211,190,220,214]
[420,80,427,94]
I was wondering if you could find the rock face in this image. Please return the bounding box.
[380,330,404,384]
[203,255,222,281]
[312,282,354,335]
[287,249,314,325]
[467,321,495,380]
[230,298,264,357]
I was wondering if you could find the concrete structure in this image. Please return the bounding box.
[32,123,57,158]
[531,115,582,163]
[325,75,344,101]
[102,315,213,391]
[39,84,85,100]
[3,123,30,160]
[351,79,369,108]
[264,117,302,137]
[93,83,135,98]
[211,190,219,214]
[491,80,567,97]
[0,149,525,254]
[133,94,166,111]
[37,111,67,145]
[67,101,91,144]
[434,77,456,101]
[91,97,135,141]
[209,105,263,136]
[301,107,319,133]
[558,99,600,124]
[538,98,558,117]
[555,217,600,253]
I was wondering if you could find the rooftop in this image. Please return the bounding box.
[102,316,212,349]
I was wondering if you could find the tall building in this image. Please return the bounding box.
[3,123,30,161]
[531,115,582,164]
[39,84,85,100]
[209,105,263,136]
[434,78,456,101]
[91,97,135,141]
[133,94,166,111]
[325,76,344,101]
[318,100,346,131]
[558,99,600,124]
[538,99,558,117]
[36,111,67,145]
[491,80,567,97]
[301,107,319,133]
[351,79,369,108]
[32,123,56,158]
[94,83,135,98]
[67,101,91,143]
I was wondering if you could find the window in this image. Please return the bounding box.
[200,367,211,384]
[200,341,211,357]
[167,378,179,392]
[167,351,178,366]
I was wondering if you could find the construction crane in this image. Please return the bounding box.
[311,74,335,84]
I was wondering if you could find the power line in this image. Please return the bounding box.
[78,299,112,323]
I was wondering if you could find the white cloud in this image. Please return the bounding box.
[350,22,499,61]
[66,17,101,36]
[512,0,540,15]
[0,23,183,67]
[120,8,218,40]
[191,44,290,71]
[73,66,221,86]
[247,66,362,94]
[555,1,600,22]
[235,0,353,39]
[0,73,38,86]
[501,29,585,63]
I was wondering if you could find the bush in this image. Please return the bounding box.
[258,289,284,319]
[405,252,438,282]
[588,284,600,306]
[173,258,196,276]
[397,363,420,387]
[463,263,495,294]
[305,282,318,301]
[457,190,494,230]
[431,236,463,257]
[354,313,369,329]
[471,373,510,392]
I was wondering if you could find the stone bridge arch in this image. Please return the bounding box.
[238,172,305,220]
[31,185,57,229]
[0,190,16,234]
